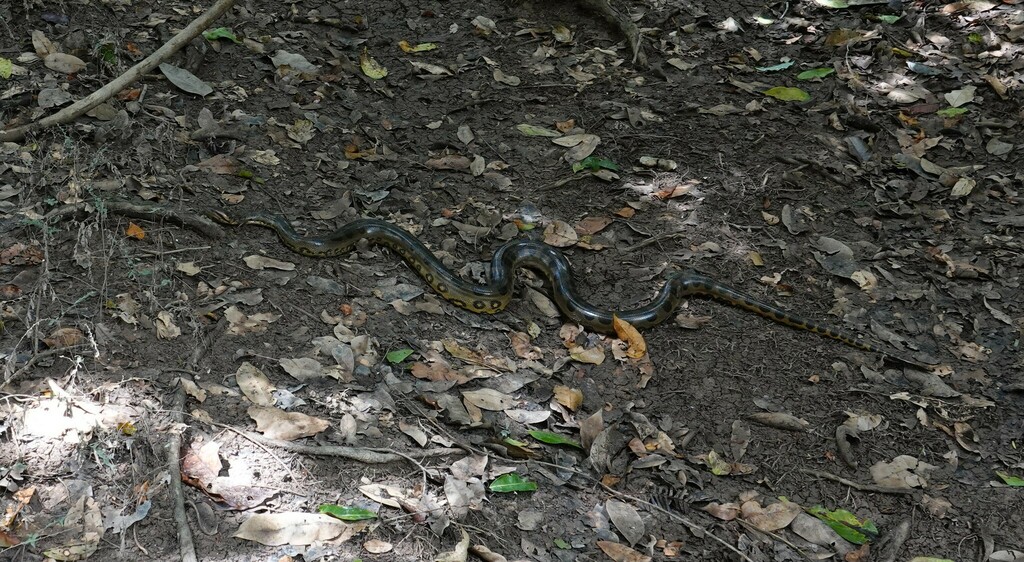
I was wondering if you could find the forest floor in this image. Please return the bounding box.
[1,0,1022,560]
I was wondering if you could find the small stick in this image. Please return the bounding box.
[798,468,917,495]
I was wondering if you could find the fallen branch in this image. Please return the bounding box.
[241,431,464,464]
[0,0,238,142]
[0,200,227,239]
[168,386,198,562]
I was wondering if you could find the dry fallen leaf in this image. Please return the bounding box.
[613,315,647,359]
[235,362,275,406]
[234,513,350,546]
[42,327,85,349]
[543,220,578,247]
[248,406,330,441]
[596,540,652,562]
[569,345,605,365]
[740,498,802,531]
[606,500,645,546]
[125,222,145,240]
[552,385,583,411]
[461,388,516,411]
[155,311,181,339]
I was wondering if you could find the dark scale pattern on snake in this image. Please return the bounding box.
[212,212,921,366]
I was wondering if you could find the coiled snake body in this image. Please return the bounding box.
[213,212,917,364]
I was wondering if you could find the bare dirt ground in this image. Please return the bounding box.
[1,0,1023,560]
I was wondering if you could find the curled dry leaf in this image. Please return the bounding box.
[462,388,516,411]
[746,412,809,432]
[225,306,281,335]
[505,409,551,424]
[509,331,543,360]
[244,255,295,271]
[613,315,646,359]
[31,30,58,57]
[399,420,429,447]
[45,52,87,74]
[125,222,145,239]
[740,498,802,532]
[543,220,578,247]
[704,502,741,521]
[155,311,181,339]
[425,154,471,170]
[363,539,393,554]
[596,540,652,562]
[435,529,471,562]
[235,362,275,406]
[280,357,326,381]
[552,385,583,411]
[869,455,937,489]
[234,513,349,546]
[43,326,85,349]
[575,216,613,236]
[525,286,559,318]
[248,406,330,441]
[569,345,605,365]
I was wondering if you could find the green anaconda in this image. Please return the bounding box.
[211,211,921,366]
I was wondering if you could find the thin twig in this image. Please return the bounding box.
[2,345,91,388]
[240,430,465,463]
[168,386,198,562]
[798,468,917,495]
[623,232,686,253]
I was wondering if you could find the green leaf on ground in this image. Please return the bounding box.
[763,86,811,101]
[528,430,582,448]
[807,506,878,544]
[203,27,242,43]
[937,107,968,118]
[490,473,538,492]
[996,471,1024,487]
[318,505,378,521]
[877,15,901,24]
[0,57,12,79]
[572,156,619,173]
[386,348,415,364]
[797,68,835,80]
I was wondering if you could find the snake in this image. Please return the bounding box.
[210,211,920,366]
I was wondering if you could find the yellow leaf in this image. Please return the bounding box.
[398,40,437,53]
[552,385,583,411]
[125,222,145,239]
[359,48,388,79]
[748,251,764,266]
[612,315,646,359]
[117,421,137,436]
[763,86,810,102]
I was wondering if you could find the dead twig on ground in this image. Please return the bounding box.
[0,0,238,142]
[240,430,464,464]
[797,468,918,495]
[168,386,198,562]
[35,201,225,239]
[2,345,91,389]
